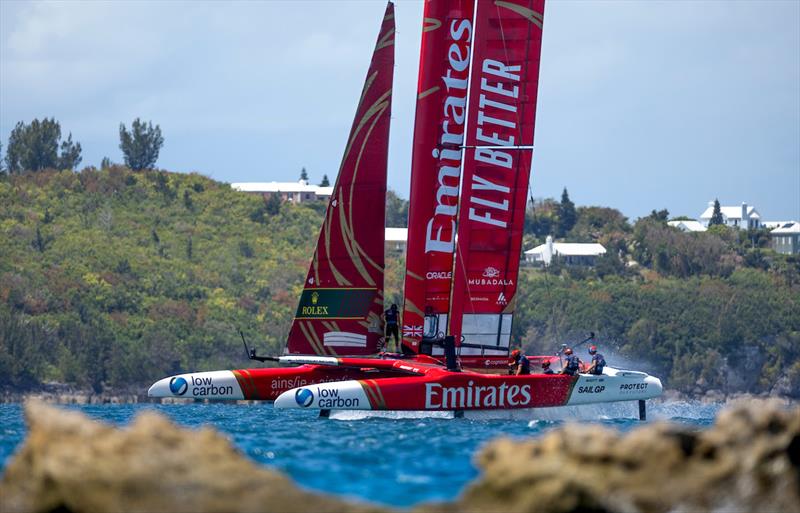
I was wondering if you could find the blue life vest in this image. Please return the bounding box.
[591,353,606,375]
[564,355,580,374]
[517,355,531,375]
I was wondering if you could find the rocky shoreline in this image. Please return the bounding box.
[2,399,798,513]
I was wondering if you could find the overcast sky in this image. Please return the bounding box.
[1,0,798,221]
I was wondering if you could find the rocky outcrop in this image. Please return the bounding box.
[2,400,798,513]
[428,399,800,513]
[0,400,384,513]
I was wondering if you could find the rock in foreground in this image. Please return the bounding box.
[433,399,800,513]
[0,400,383,513]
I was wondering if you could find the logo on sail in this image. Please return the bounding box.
[496,292,508,305]
[483,267,500,278]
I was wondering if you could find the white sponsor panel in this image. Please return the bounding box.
[323,331,368,347]
[566,368,662,405]
[147,370,244,400]
[274,381,371,410]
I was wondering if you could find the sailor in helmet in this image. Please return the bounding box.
[508,349,531,375]
[541,360,555,375]
[585,345,606,375]
[560,347,582,376]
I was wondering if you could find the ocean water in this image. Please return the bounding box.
[0,401,720,507]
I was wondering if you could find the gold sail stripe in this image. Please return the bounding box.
[404,298,424,317]
[341,72,378,166]
[494,1,543,29]
[366,379,387,409]
[406,270,423,281]
[376,28,395,51]
[340,91,392,286]
[338,189,375,286]
[418,86,439,100]
[308,321,336,356]
[384,12,394,21]
[422,17,441,32]
[298,321,325,355]
[322,321,336,333]
[326,190,353,286]
[348,95,391,275]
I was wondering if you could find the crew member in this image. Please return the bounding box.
[560,348,582,376]
[541,360,555,375]
[585,345,606,375]
[508,349,531,375]
[384,304,400,352]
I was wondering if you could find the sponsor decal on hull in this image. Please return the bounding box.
[425,381,532,409]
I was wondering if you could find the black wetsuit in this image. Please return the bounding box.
[384,308,399,347]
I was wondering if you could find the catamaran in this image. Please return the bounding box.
[148,0,662,417]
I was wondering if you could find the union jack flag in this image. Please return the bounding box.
[403,325,423,337]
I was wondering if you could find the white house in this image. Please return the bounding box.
[667,220,707,232]
[385,227,408,254]
[699,201,761,230]
[232,180,333,203]
[770,221,800,255]
[525,236,606,266]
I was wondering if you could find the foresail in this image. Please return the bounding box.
[285,2,395,356]
[401,0,475,353]
[448,0,546,355]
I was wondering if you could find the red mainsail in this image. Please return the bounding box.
[401,0,475,353]
[285,3,395,355]
[448,0,546,355]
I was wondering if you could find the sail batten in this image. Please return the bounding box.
[285,2,395,356]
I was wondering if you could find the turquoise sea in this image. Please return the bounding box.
[0,401,720,507]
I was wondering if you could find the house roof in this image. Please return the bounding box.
[770,221,800,234]
[231,180,332,195]
[668,220,707,232]
[385,227,408,242]
[525,242,606,257]
[699,205,761,220]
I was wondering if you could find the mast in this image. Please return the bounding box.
[401,0,475,353]
[285,2,395,356]
[448,0,546,355]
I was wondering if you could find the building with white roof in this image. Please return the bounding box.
[770,221,800,255]
[385,227,408,253]
[698,201,761,230]
[667,220,707,233]
[525,236,607,266]
[231,180,333,203]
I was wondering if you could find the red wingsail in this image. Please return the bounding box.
[402,0,475,353]
[285,3,395,356]
[449,0,546,355]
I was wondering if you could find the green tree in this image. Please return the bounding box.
[119,118,164,171]
[386,190,409,227]
[709,199,724,226]
[300,167,309,181]
[557,187,576,237]
[5,118,82,172]
[0,142,5,174]
[319,174,330,187]
[648,208,669,222]
[265,193,282,216]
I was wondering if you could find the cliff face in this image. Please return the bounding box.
[0,400,383,513]
[435,399,800,513]
[1,400,798,513]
